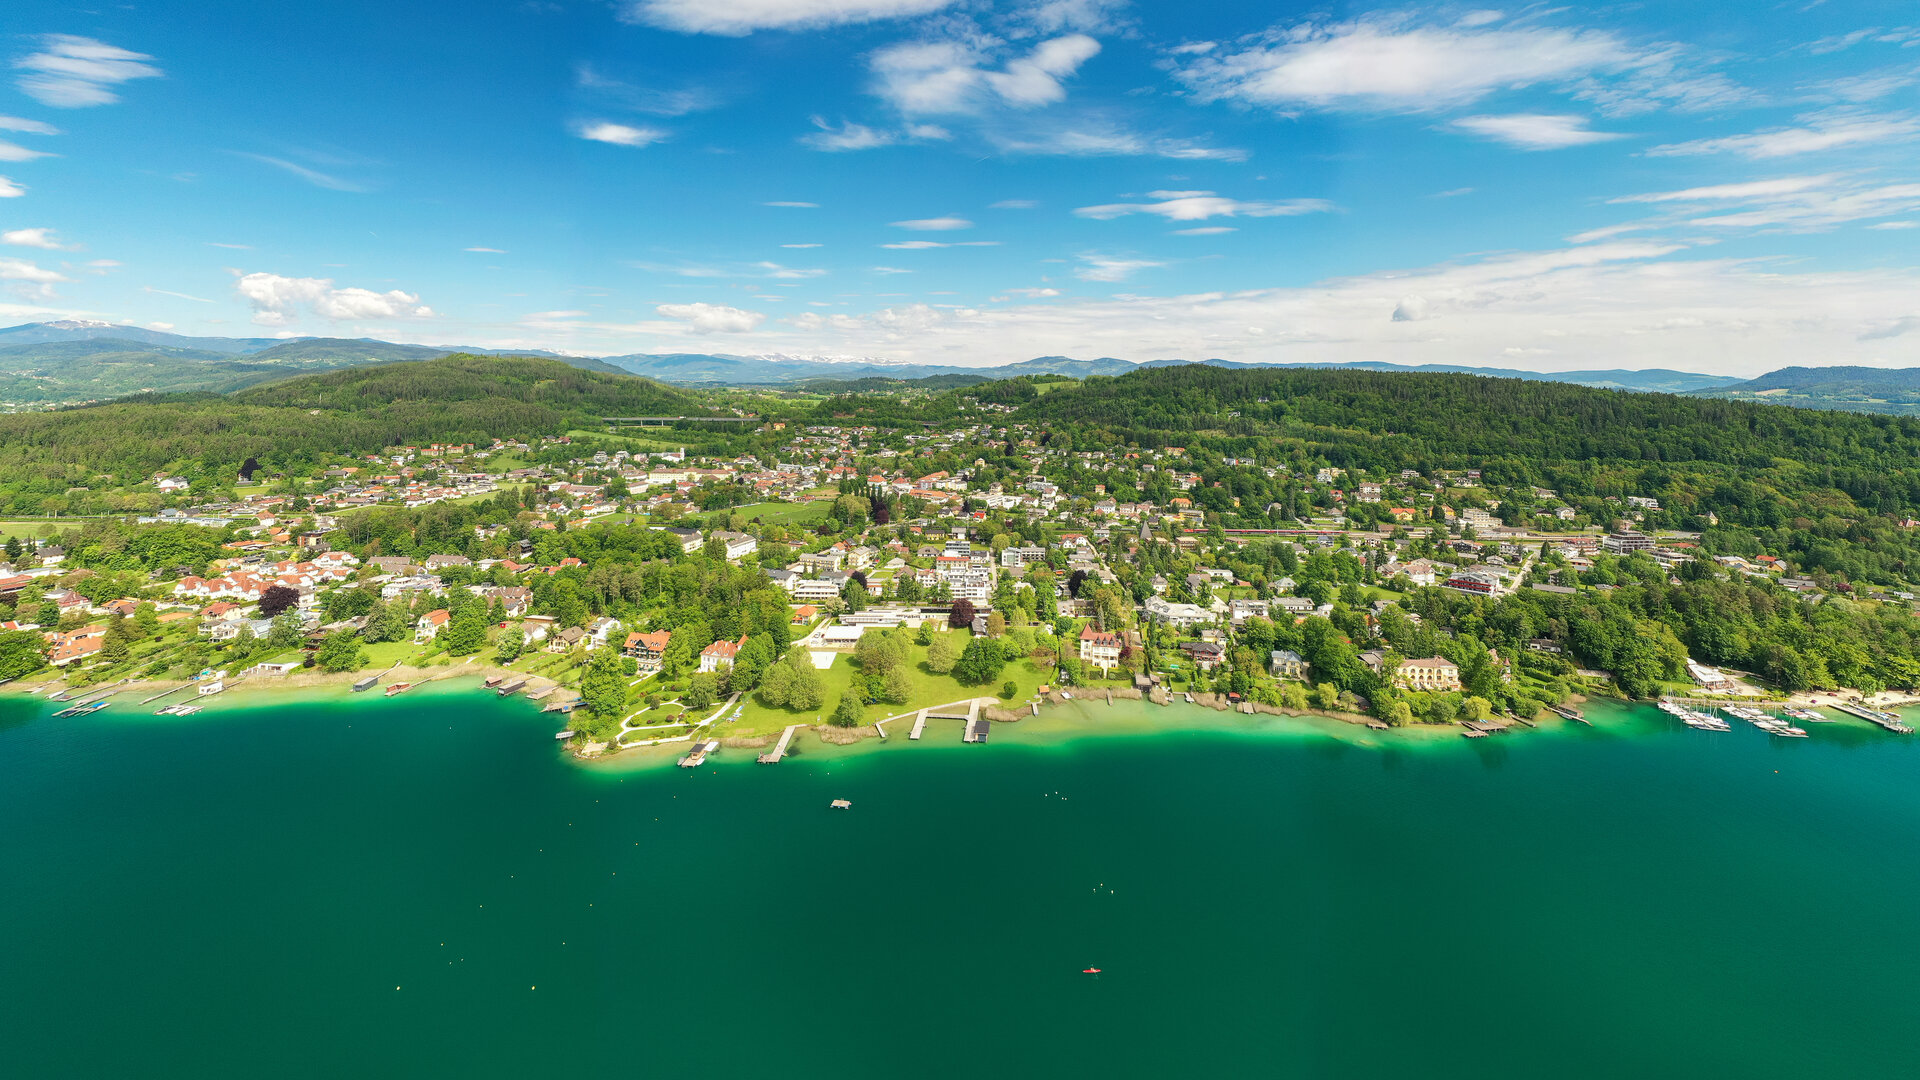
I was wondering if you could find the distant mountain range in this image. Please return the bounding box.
[2,318,1895,409]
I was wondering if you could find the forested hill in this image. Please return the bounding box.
[1014,365,1920,514]
[0,355,709,510]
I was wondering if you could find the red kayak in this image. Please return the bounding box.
[1081,968,1101,974]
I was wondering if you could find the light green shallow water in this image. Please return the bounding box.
[5,683,1920,1078]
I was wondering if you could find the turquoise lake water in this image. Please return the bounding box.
[5,684,1920,1078]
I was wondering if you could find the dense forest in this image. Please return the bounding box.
[0,355,704,513]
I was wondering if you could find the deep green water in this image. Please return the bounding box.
[6,684,1920,1078]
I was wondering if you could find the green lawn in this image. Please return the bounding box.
[0,520,82,542]
[723,629,1055,738]
[733,500,829,526]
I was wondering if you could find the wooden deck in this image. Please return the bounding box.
[757,724,804,764]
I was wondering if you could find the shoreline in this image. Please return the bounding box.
[17,663,1915,767]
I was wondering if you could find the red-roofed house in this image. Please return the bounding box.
[699,634,750,673]
[1077,625,1123,671]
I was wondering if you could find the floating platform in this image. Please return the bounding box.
[829,799,851,810]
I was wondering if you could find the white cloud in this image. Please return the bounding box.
[1430,187,1475,198]
[883,240,951,249]
[801,118,893,151]
[1391,295,1433,321]
[206,241,252,250]
[1566,223,1648,244]
[0,176,25,198]
[0,140,55,162]
[1647,111,1920,159]
[0,116,59,134]
[991,199,1038,209]
[526,310,588,320]
[1173,16,1635,113]
[871,266,914,274]
[464,246,507,254]
[1076,254,1163,281]
[233,272,434,326]
[13,35,162,108]
[781,242,823,248]
[871,34,1100,114]
[1074,191,1333,221]
[1451,113,1624,150]
[655,302,766,332]
[625,0,957,35]
[2,227,70,250]
[1001,287,1060,298]
[0,257,66,284]
[1869,220,1918,230]
[574,121,667,147]
[1172,226,1236,235]
[891,216,973,230]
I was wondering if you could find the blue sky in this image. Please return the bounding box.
[2,0,1918,373]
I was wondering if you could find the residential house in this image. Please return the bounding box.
[623,630,671,672]
[414,609,450,643]
[1397,657,1462,692]
[700,634,751,672]
[1269,649,1307,679]
[1077,626,1123,671]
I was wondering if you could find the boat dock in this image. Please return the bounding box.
[138,683,193,706]
[496,680,527,698]
[679,739,720,768]
[1833,702,1914,733]
[1545,703,1588,724]
[758,724,804,764]
[541,697,579,713]
[909,711,928,739]
[963,717,991,743]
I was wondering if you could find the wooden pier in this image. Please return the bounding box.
[1545,703,1588,725]
[909,710,928,739]
[1833,702,1914,734]
[496,680,527,697]
[758,724,804,764]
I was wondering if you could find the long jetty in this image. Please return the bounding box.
[757,724,804,764]
[1833,702,1914,733]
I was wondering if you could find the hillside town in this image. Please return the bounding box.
[2,408,1902,751]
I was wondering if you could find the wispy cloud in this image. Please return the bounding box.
[1451,113,1625,150]
[143,285,213,303]
[206,241,252,250]
[624,0,957,36]
[1075,191,1332,222]
[990,199,1038,209]
[891,216,973,230]
[573,121,667,147]
[0,176,26,198]
[233,152,367,192]
[574,63,718,116]
[1172,15,1636,113]
[871,34,1101,114]
[0,116,59,135]
[765,201,819,208]
[1647,110,1920,159]
[1075,254,1163,281]
[0,139,55,162]
[13,35,162,108]
[464,246,507,254]
[2,227,71,250]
